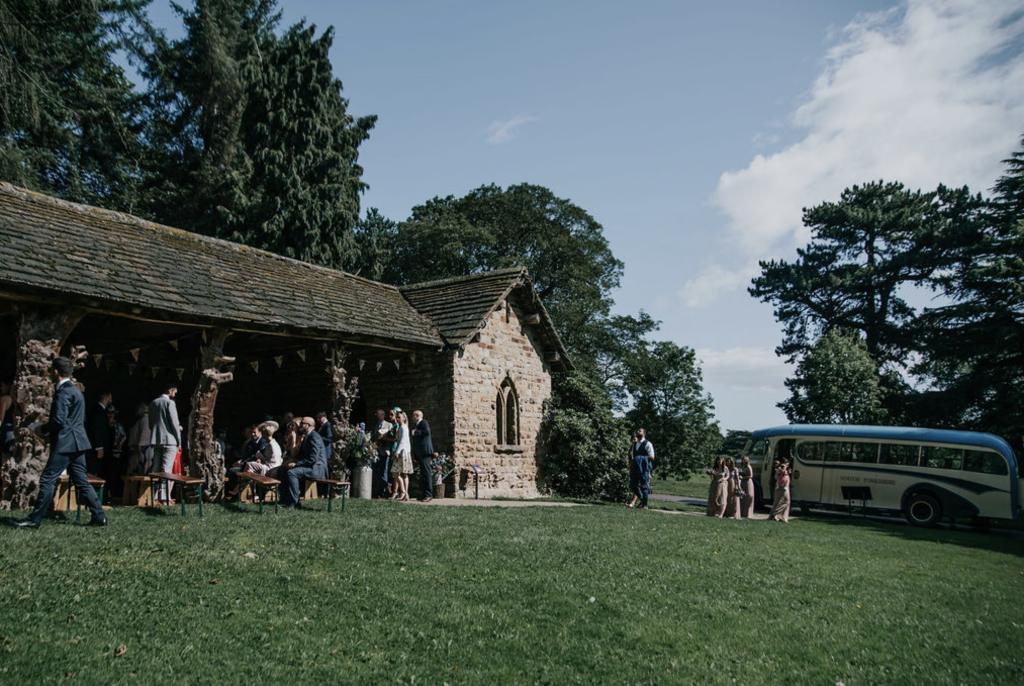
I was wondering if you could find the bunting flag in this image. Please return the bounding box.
[376,361,383,372]
[93,354,103,367]
[129,348,140,361]
[202,331,208,343]
[296,349,306,362]
[358,359,366,371]
[151,366,161,378]
[321,343,329,354]
[275,356,284,368]
[410,353,416,364]
[175,368,185,380]
[169,340,179,351]
[250,360,259,373]
[394,359,401,371]
[127,364,136,376]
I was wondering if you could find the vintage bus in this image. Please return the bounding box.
[740,425,1021,526]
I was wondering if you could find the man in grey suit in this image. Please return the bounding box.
[148,383,181,505]
[278,416,327,507]
[6,357,105,528]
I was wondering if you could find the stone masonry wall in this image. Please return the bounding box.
[451,297,552,498]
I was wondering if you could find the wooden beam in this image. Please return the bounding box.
[523,313,541,326]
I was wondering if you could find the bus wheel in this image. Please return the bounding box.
[904,493,941,527]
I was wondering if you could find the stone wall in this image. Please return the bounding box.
[451,296,552,498]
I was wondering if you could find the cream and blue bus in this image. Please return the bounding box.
[740,425,1020,526]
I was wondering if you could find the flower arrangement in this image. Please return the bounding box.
[341,428,376,469]
[430,452,455,483]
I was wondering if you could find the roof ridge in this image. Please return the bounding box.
[400,266,526,291]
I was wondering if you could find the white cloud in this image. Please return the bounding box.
[679,262,757,308]
[711,0,1024,261]
[487,115,539,144]
[697,347,790,394]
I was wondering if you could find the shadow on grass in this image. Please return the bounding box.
[803,508,1024,556]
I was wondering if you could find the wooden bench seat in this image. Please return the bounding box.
[53,473,106,522]
[238,472,281,514]
[122,475,152,507]
[148,472,205,517]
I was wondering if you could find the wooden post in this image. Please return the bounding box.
[1,307,84,510]
[327,345,359,480]
[187,328,233,501]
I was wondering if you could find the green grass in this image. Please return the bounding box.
[2,501,1023,684]
[651,473,711,499]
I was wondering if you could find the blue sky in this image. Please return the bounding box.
[148,0,1024,432]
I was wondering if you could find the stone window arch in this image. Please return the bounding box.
[496,377,520,446]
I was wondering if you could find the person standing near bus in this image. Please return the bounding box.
[632,429,654,510]
[725,457,741,519]
[739,456,756,518]
[770,459,791,522]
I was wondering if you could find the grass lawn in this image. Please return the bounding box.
[2,500,1023,684]
[651,473,712,499]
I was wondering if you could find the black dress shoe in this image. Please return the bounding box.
[86,518,107,527]
[10,519,40,529]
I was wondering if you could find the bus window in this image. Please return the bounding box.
[921,446,963,471]
[963,449,1008,475]
[840,442,879,463]
[796,441,822,462]
[822,442,842,462]
[880,443,920,466]
[743,439,768,459]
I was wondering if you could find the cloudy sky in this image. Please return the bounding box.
[151,0,1024,431]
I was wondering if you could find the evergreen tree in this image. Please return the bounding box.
[0,0,147,211]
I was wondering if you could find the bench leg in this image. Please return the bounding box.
[327,483,333,513]
[198,485,203,517]
[342,486,346,513]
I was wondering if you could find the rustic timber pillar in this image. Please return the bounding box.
[327,345,359,480]
[1,307,84,510]
[187,328,233,501]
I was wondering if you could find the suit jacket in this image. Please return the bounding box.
[148,394,181,446]
[317,420,333,458]
[295,429,328,478]
[412,419,433,459]
[47,380,92,455]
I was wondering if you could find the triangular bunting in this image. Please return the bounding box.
[176,368,185,380]
[275,356,284,368]
[169,340,179,351]
[394,359,400,370]
[358,359,366,371]
[151,366,161,378]
[202,331,208,343]
[376,361,383,372]
[297,349,306,362]
[129,348,140,361]
[93,354,103,367]
[250,360,259,373]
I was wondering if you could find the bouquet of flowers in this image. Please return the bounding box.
[430,452,456,483]
[342,429,376,469]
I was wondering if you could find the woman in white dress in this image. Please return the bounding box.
[389,410,413,501]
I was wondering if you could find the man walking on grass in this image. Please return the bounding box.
[5,357,106,529]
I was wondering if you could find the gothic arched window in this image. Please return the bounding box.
[496,377,520,446]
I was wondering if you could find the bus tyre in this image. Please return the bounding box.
[904,493,941,527]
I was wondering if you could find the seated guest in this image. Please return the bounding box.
[278,416,327,507]
[225,425,263,498]
[245,422,282,476]
[281,419,300,460]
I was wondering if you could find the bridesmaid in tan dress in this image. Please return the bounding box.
[739,456,756,518]
[705,456,729,517]
[770,460,791,522]
[724,458,742,519]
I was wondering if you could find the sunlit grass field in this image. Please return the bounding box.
[2,500,1022,684]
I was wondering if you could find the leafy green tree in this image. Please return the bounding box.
[623,340,722,477]
[913,136,1024,441]
[750,181,947,366]
[141,1,374,268]
[781,329,887,424]
[538,371,630,501]
[347,208,398,281]
[0,0,147,211]
[721,430,752,458]
[386,184,627,360]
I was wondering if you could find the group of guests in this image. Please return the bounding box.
[223,412,331,508]
[369,407,435,502]
[704,456,757,518]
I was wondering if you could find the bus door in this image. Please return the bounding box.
[791,440,825,505]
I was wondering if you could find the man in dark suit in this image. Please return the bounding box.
[87,391,112,478]
[7,357,106,528]
[278,416,327,507]
[411,409,434,501]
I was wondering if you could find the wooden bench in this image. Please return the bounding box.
[54,473,106,522]
[309,478,350,513]
[238,472,281,514]
[122,475,152,507]
[148,472,205,517]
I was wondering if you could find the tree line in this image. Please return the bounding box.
[752,139,1024,450]
[0,0,724,499]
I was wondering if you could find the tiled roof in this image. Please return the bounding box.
[401,268,572,369]
[0,183,442,349]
